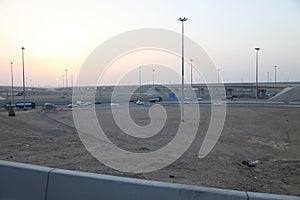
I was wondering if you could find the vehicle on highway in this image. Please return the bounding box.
[76,101,92,106]
[223,95,237,101]
[15,102,36,109]
[67,104,77,108]
[129,99,138,103]
[43,103,57,110]
[149,97,162,103]
[135,100,145,105]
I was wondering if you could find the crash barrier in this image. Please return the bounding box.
[0,160,299,200]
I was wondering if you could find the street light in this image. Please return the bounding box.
[62,75,64,88]
[267,72,270,83]
[139,66,142,100]
[65,69,68,89]
[274,65,278,84]
[190,59,193,86]
[152,69,155,88]
[254,47,260,101]
[21,47,26,110]
[10,62,14,102]
[71,74,73,89]
[218,69,220,84]
[178,17,188,122]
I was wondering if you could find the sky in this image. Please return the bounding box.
[0,0,300,87]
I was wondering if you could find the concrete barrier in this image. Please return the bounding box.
[46,169,246,200]
[247,192,300,200]
[0,160,299,200]
[0,160,51,200]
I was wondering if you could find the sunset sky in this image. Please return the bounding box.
[0,0,300,87]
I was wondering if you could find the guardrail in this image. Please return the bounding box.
[0,160,299,200]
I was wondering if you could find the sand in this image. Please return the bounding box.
[0,104,299,196]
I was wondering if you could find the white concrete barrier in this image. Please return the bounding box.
[0,160,51,200]
[248,192,300,200]
[0,160,299,200]
[46,169,247,200]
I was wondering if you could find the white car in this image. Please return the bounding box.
[135,100,145,105]
[67,104,77,108]
[43,103,57,110]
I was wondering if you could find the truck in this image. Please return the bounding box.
[15,102,36,109]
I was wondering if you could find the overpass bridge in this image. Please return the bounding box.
[0,82,300,105]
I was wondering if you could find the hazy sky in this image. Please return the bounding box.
[0,0,300,87]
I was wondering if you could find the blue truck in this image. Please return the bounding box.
[15,102,36,109]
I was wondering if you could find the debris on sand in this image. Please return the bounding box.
[242,159,259,167]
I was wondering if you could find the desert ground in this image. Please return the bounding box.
[0,104,299,196]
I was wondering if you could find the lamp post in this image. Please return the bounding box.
[152,69,155,88]
[21,47,26,110]
[274,65,277,84]
[139,66,142,100]
[71,74,73,89]
[254,47,260,101]
[65,69,68,89]
[190,59,193,86]
[178,17,188,122]
[10,62,14,102]
[218,69,220,84]
[267,72,270,83]
[62,75,64,88]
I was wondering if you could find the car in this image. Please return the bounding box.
[149,97,162,103]
[67,104,77,108]
[135,100,145,105]
[43,103,57,110]
[224,95,237,101]
[129,99,137,103]
[76,101,92,106]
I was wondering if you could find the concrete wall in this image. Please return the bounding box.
[0,160,299,200]
[268,87,300,102]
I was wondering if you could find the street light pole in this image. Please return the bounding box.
[71,74,73,89]
[274,65,277,84]
[21,47,26,110]
[139,66,142,100]
[254,47,260,101]
[178,17,188,122]
[218,69,220,84]
[10,62,14,102]
[190,59,193,86]
[152,69,155,88]
[65,69,68,89]
[267,72,270,83]
[62,75,64,88]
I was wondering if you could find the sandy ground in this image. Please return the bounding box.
[0,104,299,196]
